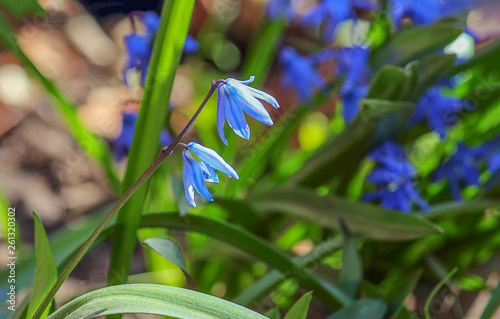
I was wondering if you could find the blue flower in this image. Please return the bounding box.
[301,0,375,42]
[433,143,485,200]
[182,142,239,207]
[410,86,465,139]
[388,0,472,29]
[266,0,295,22]
[363,141,429,212]
[217,76,280,145]
[124,12,198,86]
[334,46,371,122]
[279,47,325,100]
[114,112,172,161]
[489,152,500,173]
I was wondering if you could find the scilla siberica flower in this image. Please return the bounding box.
[182,142,239,207]
[433,143,486,200]
[301,0,375,42]
[279,47,325,100]
[266,0,295,22]
[124,11,198,86]
[114,112,172,161]
[388,0,472,29]
[363,141,429,212]
[410,86,465,139]
[217,76,280,145]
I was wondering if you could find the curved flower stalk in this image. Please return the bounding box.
[114,112,172,161]
[182,142,239,207]
[363,141,429,212]
[279,46,326,100]
[217,76,280,144]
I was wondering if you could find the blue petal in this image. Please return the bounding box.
[221,85,251,140]
[217,89,228,145]
[232,88,274,126]
[187,142,239,179]
[183,150,214,203]
[182,150,197,207]
[245,85,281,109]
[199,162,219,183]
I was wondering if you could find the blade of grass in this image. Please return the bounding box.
[424,268,458,319]
[107,0,195,287]
[0,13,120,192]
[480,277,500,319]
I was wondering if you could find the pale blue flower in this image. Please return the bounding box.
[182,142,239,207]
[217,76,280,144]
[267,0,295,22]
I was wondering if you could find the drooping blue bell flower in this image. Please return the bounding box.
[301,0,376,42]
[433,143,485,200]
[363,141,429,212]
[114,112,172,161]
[124,11,198,86]
[410,86,465,139]
[279,46,325,100]
[216,76,280,145]
[388,0,473,29]
[266,0,295,22]
[182,142,239,207]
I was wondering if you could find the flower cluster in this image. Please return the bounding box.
[363,141,429,212]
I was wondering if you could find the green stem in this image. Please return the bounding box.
[31,81,222,319]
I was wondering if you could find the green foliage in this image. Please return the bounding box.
[327,299,388,319]
[47,284,269,319]
[283,292,312,319]
[480,279,500,319]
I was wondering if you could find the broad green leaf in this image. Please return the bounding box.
[420,200,500,219]
[0,13,120,192]
[140,213,352,306]
[249,187,443,241]
[47,284,268,319]
[424,268,458,319]
[409,54,457,100]
[288,99,414,187]
[233,236,342,306]
[480,278,500,319]
[27,212,58,319]
[327,299,388,319]
[0,0,44,19]
[143,238,195,287]
[264,308,280,319]
[371,23,462,70]
[385,271,422,319]
[109,0,195,286]
[284,291,313,319]
[366,66,407,101]
[340,237,362,298]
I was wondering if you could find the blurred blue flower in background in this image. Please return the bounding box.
[363,141,429,212]
[124,11,198,86]
[267,0,295,21]
[217,76,280,144]
[433,143,485,200]
[279,46,325,100]
[410,86,465,139]
[301,0,375,42]
[388,0,472,28]
[489,152,500,173]
[114,112,172,161]
[334,46,371,122]
[182,142,239,207]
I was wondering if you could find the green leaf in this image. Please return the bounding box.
[27,212,58,319]
[284,292,313,319]
[288,99,414,187]
[140,213,352,306]
[0,0,44,19]
[109,0,195,286]
[340,237,362,298]
[452,41,500,75]
[480,278,500,319]
[420,200,500,220]
[142,238,195,287]
[264,308,281,319]
[366,66,407,101]
[327,299,388,319]
[47,284,268,319]
[233,236,342,306]
[371,23,462,70]
[385,270,422,319]
[249,187,442,241]
[424,268,458,319]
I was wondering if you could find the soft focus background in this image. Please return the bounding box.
[1,0,500,318]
